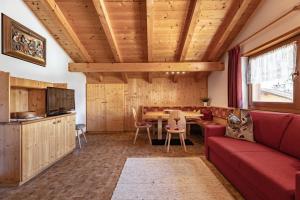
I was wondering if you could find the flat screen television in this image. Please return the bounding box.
[46,87,75,116]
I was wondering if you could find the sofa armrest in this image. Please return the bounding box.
[204,125,226,159]
[296,172,300,200]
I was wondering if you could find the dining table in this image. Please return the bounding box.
[143,111,203,140]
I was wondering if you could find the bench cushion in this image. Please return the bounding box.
[207,136,300,200]
[250,111,293,149]
[280,115,300,159]
[237,151,300,200]
[207,137,273,168]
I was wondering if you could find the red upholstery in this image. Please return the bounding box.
[204,125,225,158]
[297,173,300,200]
[250,111,293,149]
[205,111,300,200]
[136,121,151,127]
[207,137,274,167]
[280,115,300,159]
[238,151,300,200]
[209,151,267,200]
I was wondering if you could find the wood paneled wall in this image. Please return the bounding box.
[86,76,207,132]
[10,88,46,116]
[10,88,29,113]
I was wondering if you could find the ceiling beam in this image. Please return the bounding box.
[84,72,103,82]
[147,73,153,83]
[69,62,224,73]
[92,0,122,62]
[121,73,128,84]
[146,0,154,62]
[24,0,93,62]
[177,0,202,61]
[205,0,261,61]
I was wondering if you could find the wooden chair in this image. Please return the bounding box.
[75,124,87,149]
[165,110,187,152]
[132,108,152,145]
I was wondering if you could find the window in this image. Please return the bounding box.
[247,38,300,112]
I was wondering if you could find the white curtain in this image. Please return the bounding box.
[248,42,297,84]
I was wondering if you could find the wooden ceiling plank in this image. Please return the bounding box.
[44,0,93,62]
[146,0,154,62]
[177,0,202,61]
[24,0,94,62]
[206,0,261,61]
[69,62,224,73]
[92,0,122,62]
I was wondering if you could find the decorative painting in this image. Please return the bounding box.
[2,14,46,66]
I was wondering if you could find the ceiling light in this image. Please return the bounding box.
[166,72,169,75]
[176,72,180,74]
[171,71,175,74]
[182,72,186,74]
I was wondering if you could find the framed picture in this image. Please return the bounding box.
[1,14,46,66]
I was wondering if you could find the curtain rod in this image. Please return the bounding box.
[237,3,300,46]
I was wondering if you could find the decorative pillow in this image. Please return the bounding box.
[226,113,255,142]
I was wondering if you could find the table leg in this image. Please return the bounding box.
[158,117,163,140]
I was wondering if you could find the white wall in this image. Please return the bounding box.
[0,0,86,124]
[208,0,300,107]
[208,54,228,107]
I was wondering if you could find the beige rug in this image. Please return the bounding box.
[111,157,235,200]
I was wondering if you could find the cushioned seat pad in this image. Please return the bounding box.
[208,137,300,200]
[237,151,300,200]
[208,137,274,168]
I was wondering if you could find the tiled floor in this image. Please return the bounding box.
[0,131,243,200]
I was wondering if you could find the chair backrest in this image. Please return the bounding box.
[168,110,186,130]
[132,108,138,127]
[132,108,138,123]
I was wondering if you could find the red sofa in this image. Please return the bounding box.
[205,111,300,200]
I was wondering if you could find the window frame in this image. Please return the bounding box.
[248,35,300,113]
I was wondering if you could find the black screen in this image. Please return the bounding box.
[46,87,75,116]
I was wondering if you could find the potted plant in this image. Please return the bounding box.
[201,97,210,107]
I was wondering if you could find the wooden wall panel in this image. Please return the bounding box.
[0,72,10,122]
[0,124,21,185]
[28,89,46,116]
[87,76,207,132]
[124,77,207,130]
[10,88,29,113]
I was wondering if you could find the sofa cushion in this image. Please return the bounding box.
[207,137,273,168]
[280,115,300,159]
[237,151,300,200]
[250,111,292,149]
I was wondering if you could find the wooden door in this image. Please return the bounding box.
[55,117,65,158]
[86,84,125,132]
[65,115,75,152]
[87,84,106,132]
[48,119,56,163]
[39,120,50,168]
[105,84,124,131]
[22,122,41,181]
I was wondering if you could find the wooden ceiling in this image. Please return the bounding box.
[24,0,261,82]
